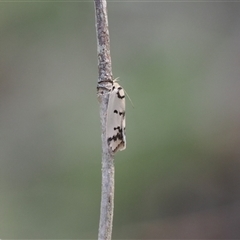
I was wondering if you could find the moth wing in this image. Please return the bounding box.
[106,82,126,153]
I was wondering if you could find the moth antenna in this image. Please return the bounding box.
[124,89,134,108]
[112,77,119,83]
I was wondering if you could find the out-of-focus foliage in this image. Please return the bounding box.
[1,2,240,239]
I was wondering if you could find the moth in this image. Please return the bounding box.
[106,80,126,153]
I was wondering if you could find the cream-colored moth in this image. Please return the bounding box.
[106,80,126,153]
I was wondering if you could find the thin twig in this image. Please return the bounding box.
[94,1,115,240]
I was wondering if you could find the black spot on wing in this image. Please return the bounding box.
[116,89,125,99]
[113,126,121,131]
[107,126,124,143]
[113,110,125,117]
[111,83,125,99]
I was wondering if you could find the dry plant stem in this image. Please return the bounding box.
[94,1,115,240]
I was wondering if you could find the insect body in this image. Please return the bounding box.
[106,81,126,153]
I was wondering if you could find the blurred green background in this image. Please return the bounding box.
[1,1,240,239]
